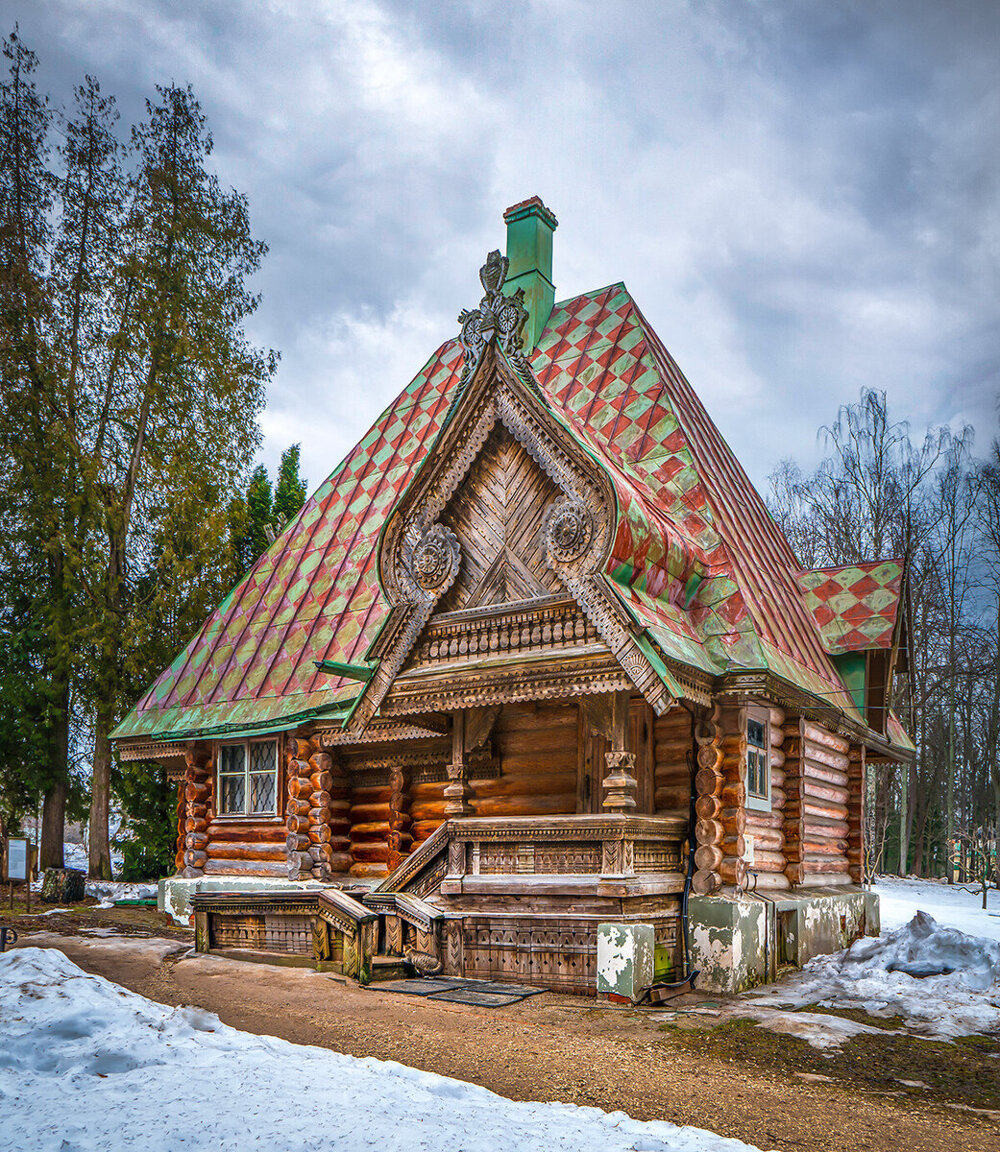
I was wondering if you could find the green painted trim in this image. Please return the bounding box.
[314,659,375,682]
[143,700,355,744]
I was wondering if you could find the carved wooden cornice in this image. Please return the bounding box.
[116,741,188,763]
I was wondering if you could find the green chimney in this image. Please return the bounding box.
[503,197,558,352]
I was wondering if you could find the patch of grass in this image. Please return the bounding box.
[802,1004,905,1031]
[671,1017,1000,1112]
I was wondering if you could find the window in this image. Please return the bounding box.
[217,740,279,816]
[745,710,770,812]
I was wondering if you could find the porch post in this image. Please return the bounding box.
[602,691,637,813]
[444,710,472,816]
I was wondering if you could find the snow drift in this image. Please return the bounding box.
[749,912,1000,1041]
[0,947,771,1152]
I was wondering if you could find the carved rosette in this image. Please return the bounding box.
[407,523,461,598]
[542,496,594,568]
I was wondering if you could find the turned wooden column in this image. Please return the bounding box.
[386,763,412,874]
[444,711,472,817]
[602,691,637,813]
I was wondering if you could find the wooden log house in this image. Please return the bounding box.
[111,198,913,994]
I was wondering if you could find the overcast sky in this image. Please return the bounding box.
[12,0,999,494]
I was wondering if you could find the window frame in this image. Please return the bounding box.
[744,706,771,813]
[215,738,281,819]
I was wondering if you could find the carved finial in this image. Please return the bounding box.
[458,250,531,384]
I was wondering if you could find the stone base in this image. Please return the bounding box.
[689,886,879,993]
[159,874,353,925]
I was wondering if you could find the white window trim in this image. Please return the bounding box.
[744,706,771,813]
[215,738,280,819]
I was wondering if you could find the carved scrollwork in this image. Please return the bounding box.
[457,250,531,384]
[542,496,594,566]
[408,524,461,596]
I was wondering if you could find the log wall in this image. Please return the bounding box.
[473,702,578,818]
[744,706,789,892]
[653,706,693,815]
[782,718,852,887]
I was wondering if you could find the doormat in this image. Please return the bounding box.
[375,976,545,1007]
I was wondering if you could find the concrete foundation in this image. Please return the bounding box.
[597,922,654,1002]
[689,886,880,993]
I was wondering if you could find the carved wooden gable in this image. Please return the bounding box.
[436,425,563,614]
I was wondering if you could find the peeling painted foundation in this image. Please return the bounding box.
[689,886,879,993]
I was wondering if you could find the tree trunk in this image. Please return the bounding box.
[40,777,67,871]
[88,706,113,879]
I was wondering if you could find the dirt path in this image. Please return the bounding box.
[15,927,999,1152]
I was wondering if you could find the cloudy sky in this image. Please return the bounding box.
[12,0,999,493]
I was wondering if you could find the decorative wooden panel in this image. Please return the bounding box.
[437,426,563,613]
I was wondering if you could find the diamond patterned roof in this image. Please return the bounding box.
[111,282,905,749]
[797,561,904,654]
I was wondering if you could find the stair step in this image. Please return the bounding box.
[369,955,409,982]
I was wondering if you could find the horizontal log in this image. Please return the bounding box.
[350,803,392,824]
[185,849,208,868]
[185,817,209,834]
[286,798,311,818]
[309,770,333,793]
[695,767,722,797]
[719,806,746,833]
[286,851,312,876]
[497,727,578,756]
[351,785,392,804]
[208,842,286,861]
[349,861,388,879]
[802,815,850,838]
[803,838,847,856]
[409,781,447,800]
[745,809,783,831]
[747,826,784,851]
[288,778,314,800]
[695,744,722,772]
[654,785,691,810]
[719,857,747,886]
[185,832,209,851]
[803,779,849,806]
[769,706,786,729]
[499,751,577,775]
[770,748,786,770]
[784,800,848,825]
[185,782,211,803]
[770,766,785,789]
[723,833,746,859]
[471,772,577,799]
[286,815,311,834]
[410,801,448,822]
[654,712,691,736]
[203,859,286,877]
[352,843,390,863]
[694,844,723,871]
[802,741,850,774]
[802,721,849,754]
[720,780,746,807]
[205,824,286,843]
[691,869,721,896]
[720,734,747,757]
[286,833,310,853]
[802,857,850,874]
[350,822,391,841]
[473,794,576,818]
[695,794,721,820]
[748,848,785,872]
[327,851,353,873]
[696,818,724,846]
[411,822,444,842]
[749,871,790,891]
[308,825,332,845]
[769,788,787,811]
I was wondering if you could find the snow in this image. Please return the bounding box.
[875,875,1000,943]
[85,880,158,909]
[744,907,1000,1046]
[0,947,774,1152]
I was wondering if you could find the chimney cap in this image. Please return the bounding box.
[503,196,558,230]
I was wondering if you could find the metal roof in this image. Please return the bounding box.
[797,560,904,654]
[112,283,906,748]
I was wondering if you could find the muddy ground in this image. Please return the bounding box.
[5,898,1000,1152]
